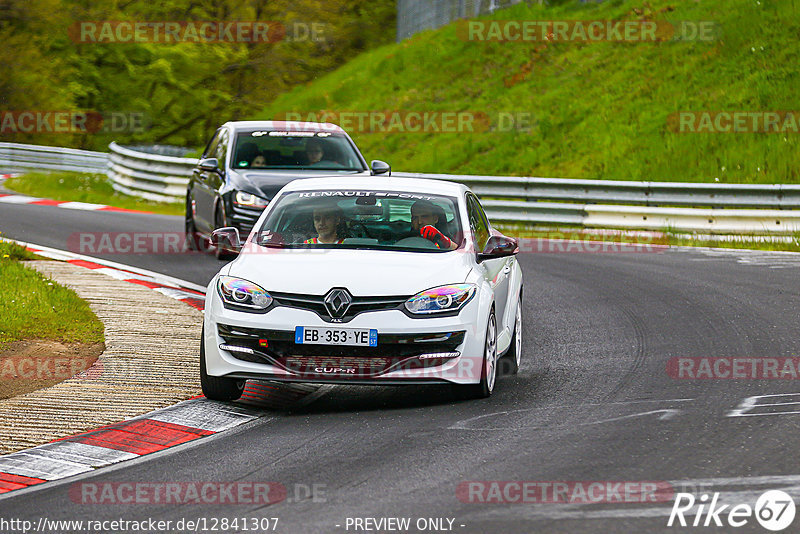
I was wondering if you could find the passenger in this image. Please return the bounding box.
[304,204,346,244]
[410,199,457,250]
[251,153,267,167]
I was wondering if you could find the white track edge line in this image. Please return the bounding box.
[1,237,207,293]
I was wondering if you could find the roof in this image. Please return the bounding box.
[223,121,346,134]
[280,175,469,197]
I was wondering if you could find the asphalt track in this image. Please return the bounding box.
[1,201,800,533]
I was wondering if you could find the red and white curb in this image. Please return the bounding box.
[0,383,321,496]
[0,240,326,497]
[11,240,208,311]
[0,192,151,214]
[0,399,259,492]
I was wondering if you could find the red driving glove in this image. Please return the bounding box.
[420,225,451,248]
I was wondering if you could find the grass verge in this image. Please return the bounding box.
[665,234,800,252]
[0,240,105,351]
[4,172,183,216]
[496,224,800,253]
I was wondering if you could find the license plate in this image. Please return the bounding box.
[295,326,378,347]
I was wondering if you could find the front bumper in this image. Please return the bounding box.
[203,291,487,385]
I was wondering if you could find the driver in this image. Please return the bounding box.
[410,200,457,250]
[304,203,346,244]
[305,139,325,165]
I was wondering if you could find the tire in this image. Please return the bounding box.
[503,299,522,375]
[185,195,200,251]
[200,326,245,401]
[456,310,497,400]
[214,203,238,261]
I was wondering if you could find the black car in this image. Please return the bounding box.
[185,120,391,259]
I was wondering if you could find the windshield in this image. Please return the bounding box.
[232,130,366,171]
[254,190,463,252]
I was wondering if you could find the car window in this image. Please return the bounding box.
[215,129,229,167]
[467,193,490,251]
[231,130,366,171]
[203,129,223,159]
[255,190,461,252]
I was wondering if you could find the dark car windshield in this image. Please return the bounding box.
[255,190,463,252]
[232,130,366,171]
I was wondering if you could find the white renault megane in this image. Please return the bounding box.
[201,176,523,400]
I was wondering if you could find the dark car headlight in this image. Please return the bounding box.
[234,191,270,208]
[217,276,272,310]
[405,284,476,315]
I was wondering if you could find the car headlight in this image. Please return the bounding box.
[234,191,270,208]
[404,284,476,315]
[217,276,272,310]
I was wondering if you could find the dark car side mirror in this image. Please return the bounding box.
[211,227,241,253]
[198,158,221,172]
[370,160,391,176]
[478,234,519,262]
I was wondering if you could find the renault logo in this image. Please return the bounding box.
[324,288,352,318]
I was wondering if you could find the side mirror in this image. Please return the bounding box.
[211,227,241,254]
[370,160,391,176]
[477,235,519,262]
[198,158,220,173]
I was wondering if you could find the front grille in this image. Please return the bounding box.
[217,324,465,377]
[230,204,263,235]
[269,292,409,323]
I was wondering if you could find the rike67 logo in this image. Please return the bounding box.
[668,490,796,531]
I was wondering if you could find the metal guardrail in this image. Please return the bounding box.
[397,0,525,41]
[1,142,799,234]
[0,142,108,175]
[107,142,197,203]
[392,173,800,234]
[392,172,800,209]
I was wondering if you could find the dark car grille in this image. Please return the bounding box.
[230,204,263,234]
[217,324,465,377]
[269,292,409,323]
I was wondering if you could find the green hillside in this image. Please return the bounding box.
[258,0,800,184]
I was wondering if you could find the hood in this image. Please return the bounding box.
[227,247,473,296]
[233,169,370,200]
